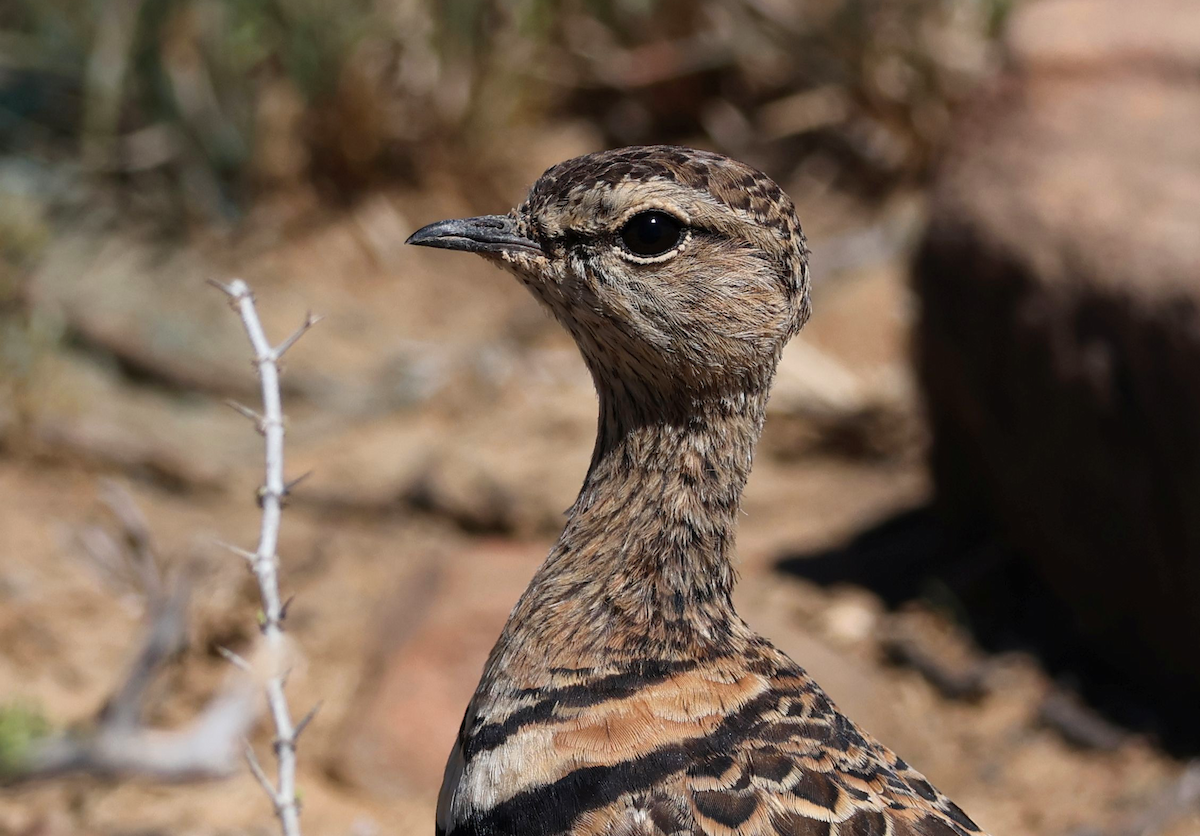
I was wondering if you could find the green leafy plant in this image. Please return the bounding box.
[0,701,51,776]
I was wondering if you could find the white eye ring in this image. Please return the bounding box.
[615,229,692,264]
[615,209,690,263]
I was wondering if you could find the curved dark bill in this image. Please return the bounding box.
[405,215,542,256]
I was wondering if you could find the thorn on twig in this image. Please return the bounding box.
[216,540,257,565]
[274,312,324,360]
[293,702,322,742]
[217,646,252,673]
[284,471,313,495]
[206,277,236,297]
[226,400,265,428]
[257,473,307,509]
[244,742,276,799]
[208,277,254,308]
[279,595,295,623]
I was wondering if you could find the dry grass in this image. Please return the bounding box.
[0,0,1011,216]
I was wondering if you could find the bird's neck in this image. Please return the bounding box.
[504,378,771,668]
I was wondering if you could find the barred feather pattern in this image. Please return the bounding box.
[416,147,990,836]
[439,647,984,836]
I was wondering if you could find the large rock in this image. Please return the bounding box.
[914,0,1200,728]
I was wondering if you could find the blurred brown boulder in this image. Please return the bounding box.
[913,0,1200,731]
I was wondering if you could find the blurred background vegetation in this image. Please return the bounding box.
[0,0,1006,220]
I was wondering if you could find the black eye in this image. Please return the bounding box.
[619,210,684,257]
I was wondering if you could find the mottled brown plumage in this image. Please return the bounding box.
[407,146,989,836]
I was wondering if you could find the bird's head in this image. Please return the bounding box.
[407,146,811,399]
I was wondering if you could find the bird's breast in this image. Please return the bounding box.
[438,660,771,835]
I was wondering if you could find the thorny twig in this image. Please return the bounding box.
[0,283,319,799]
[210,278,321,836]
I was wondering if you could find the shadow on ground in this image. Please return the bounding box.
[775,506,1200,756]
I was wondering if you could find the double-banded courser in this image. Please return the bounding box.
[407,146,988,836]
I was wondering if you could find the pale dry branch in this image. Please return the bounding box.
[74,480,164,600]
[3,281,319,827]
[5,497,260,785]
[98,480,159,596]
[99,577,190,731]
[212,277,320,836]
[10,684,258,783]
[4,281,321,814]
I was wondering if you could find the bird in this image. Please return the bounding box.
[406,146,988,836]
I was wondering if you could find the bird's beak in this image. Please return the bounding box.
[405,214,542,257]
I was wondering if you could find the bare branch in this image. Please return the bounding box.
[216,277,319,836]
[3,281,322,809]
[76,480,163,599]
[99,576,190,730]
[76,524,132,592]
[5,516,261,786]
[8,680,258,784]
[98,481,156,581]
[4,280,319,835]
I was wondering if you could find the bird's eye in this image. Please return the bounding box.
[619,211,684,257]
